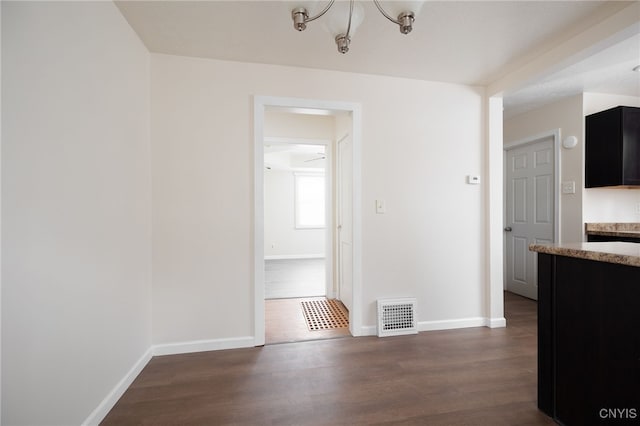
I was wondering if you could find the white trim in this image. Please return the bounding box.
[350,104,363,336]
[487,317,507,328]
[254,96,362,343]
[265,254,325,260]
[254,99,266,346]
[359,326,377,336]
[419,317,488,332]
[152,336,255,357]
[486,97,505,331]
[82,348,153,426]
[361,317,507,337]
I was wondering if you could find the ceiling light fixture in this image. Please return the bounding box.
[291,0,424,54]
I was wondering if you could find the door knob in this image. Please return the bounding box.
[504,227,512,232]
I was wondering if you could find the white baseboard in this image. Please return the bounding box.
[418,317,487,332]
[83,336,257,424]
[361,316,505,337]
[359,325,377,336]
[82,348,152,426]
[264,254,325,260]
[152,336,255,356]
[487,317,507,328]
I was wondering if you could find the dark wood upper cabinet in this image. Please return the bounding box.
[585,106,640,188]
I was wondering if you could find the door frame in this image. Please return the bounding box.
[335,132,350,308]
[253,96,363,346]
[503,129,560,291]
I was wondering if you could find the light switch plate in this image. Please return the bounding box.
[376,199,386,214]
[467,175,480,184]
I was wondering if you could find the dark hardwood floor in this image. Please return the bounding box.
[102,292,553,425]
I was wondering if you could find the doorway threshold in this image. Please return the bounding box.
[265,297,351,345]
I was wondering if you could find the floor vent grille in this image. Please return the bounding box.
[377,298,417,337]
[301,299,349,331]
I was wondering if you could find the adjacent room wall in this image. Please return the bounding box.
[263,111,332,258]
[504,95,584,243]
[2,2,151,424]
[264,110,335,140]
[151,53,486,344]
[264,170,325,258]
[583,93,640,223]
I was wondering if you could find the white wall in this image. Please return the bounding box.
[264,110,335,140]
[2,2,151,425]
[264,170,325,258]
[583,93,640,223]
[151,53,486,344]
[504,95,585,242]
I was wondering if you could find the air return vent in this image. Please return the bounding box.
[377,298,417,337]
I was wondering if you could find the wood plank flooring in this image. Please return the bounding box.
[102,292,554,425]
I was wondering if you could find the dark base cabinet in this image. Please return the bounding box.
[538,254,640,425]
[587,234,640,243]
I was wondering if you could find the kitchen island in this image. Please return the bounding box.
[529,242,640,425]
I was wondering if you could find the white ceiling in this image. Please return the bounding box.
[265,144,327,171]
[116,1,640,115]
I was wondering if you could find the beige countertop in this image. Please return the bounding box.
[529,242,640,268]
[585,223,640,239]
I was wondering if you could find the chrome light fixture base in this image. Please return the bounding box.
[290,0,422,54]
[335,34,351,54]
[292,7,309,31]
[397,11,415,34]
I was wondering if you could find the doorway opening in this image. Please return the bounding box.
[263,138,348,343]
[503,130,559,300]
[254,97,362,346]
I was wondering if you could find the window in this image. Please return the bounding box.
[294,173,325,229]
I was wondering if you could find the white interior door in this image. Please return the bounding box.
[505,137,555,300]
[337,133,353,311]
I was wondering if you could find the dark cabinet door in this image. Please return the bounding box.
[587,234,640,243]
[554,256,601,425]
[554,256,640,425]
[622,106,640,185]
[585,106,640,187]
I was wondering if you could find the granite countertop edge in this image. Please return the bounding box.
[529,242,640,268]
[585,223,640,239]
